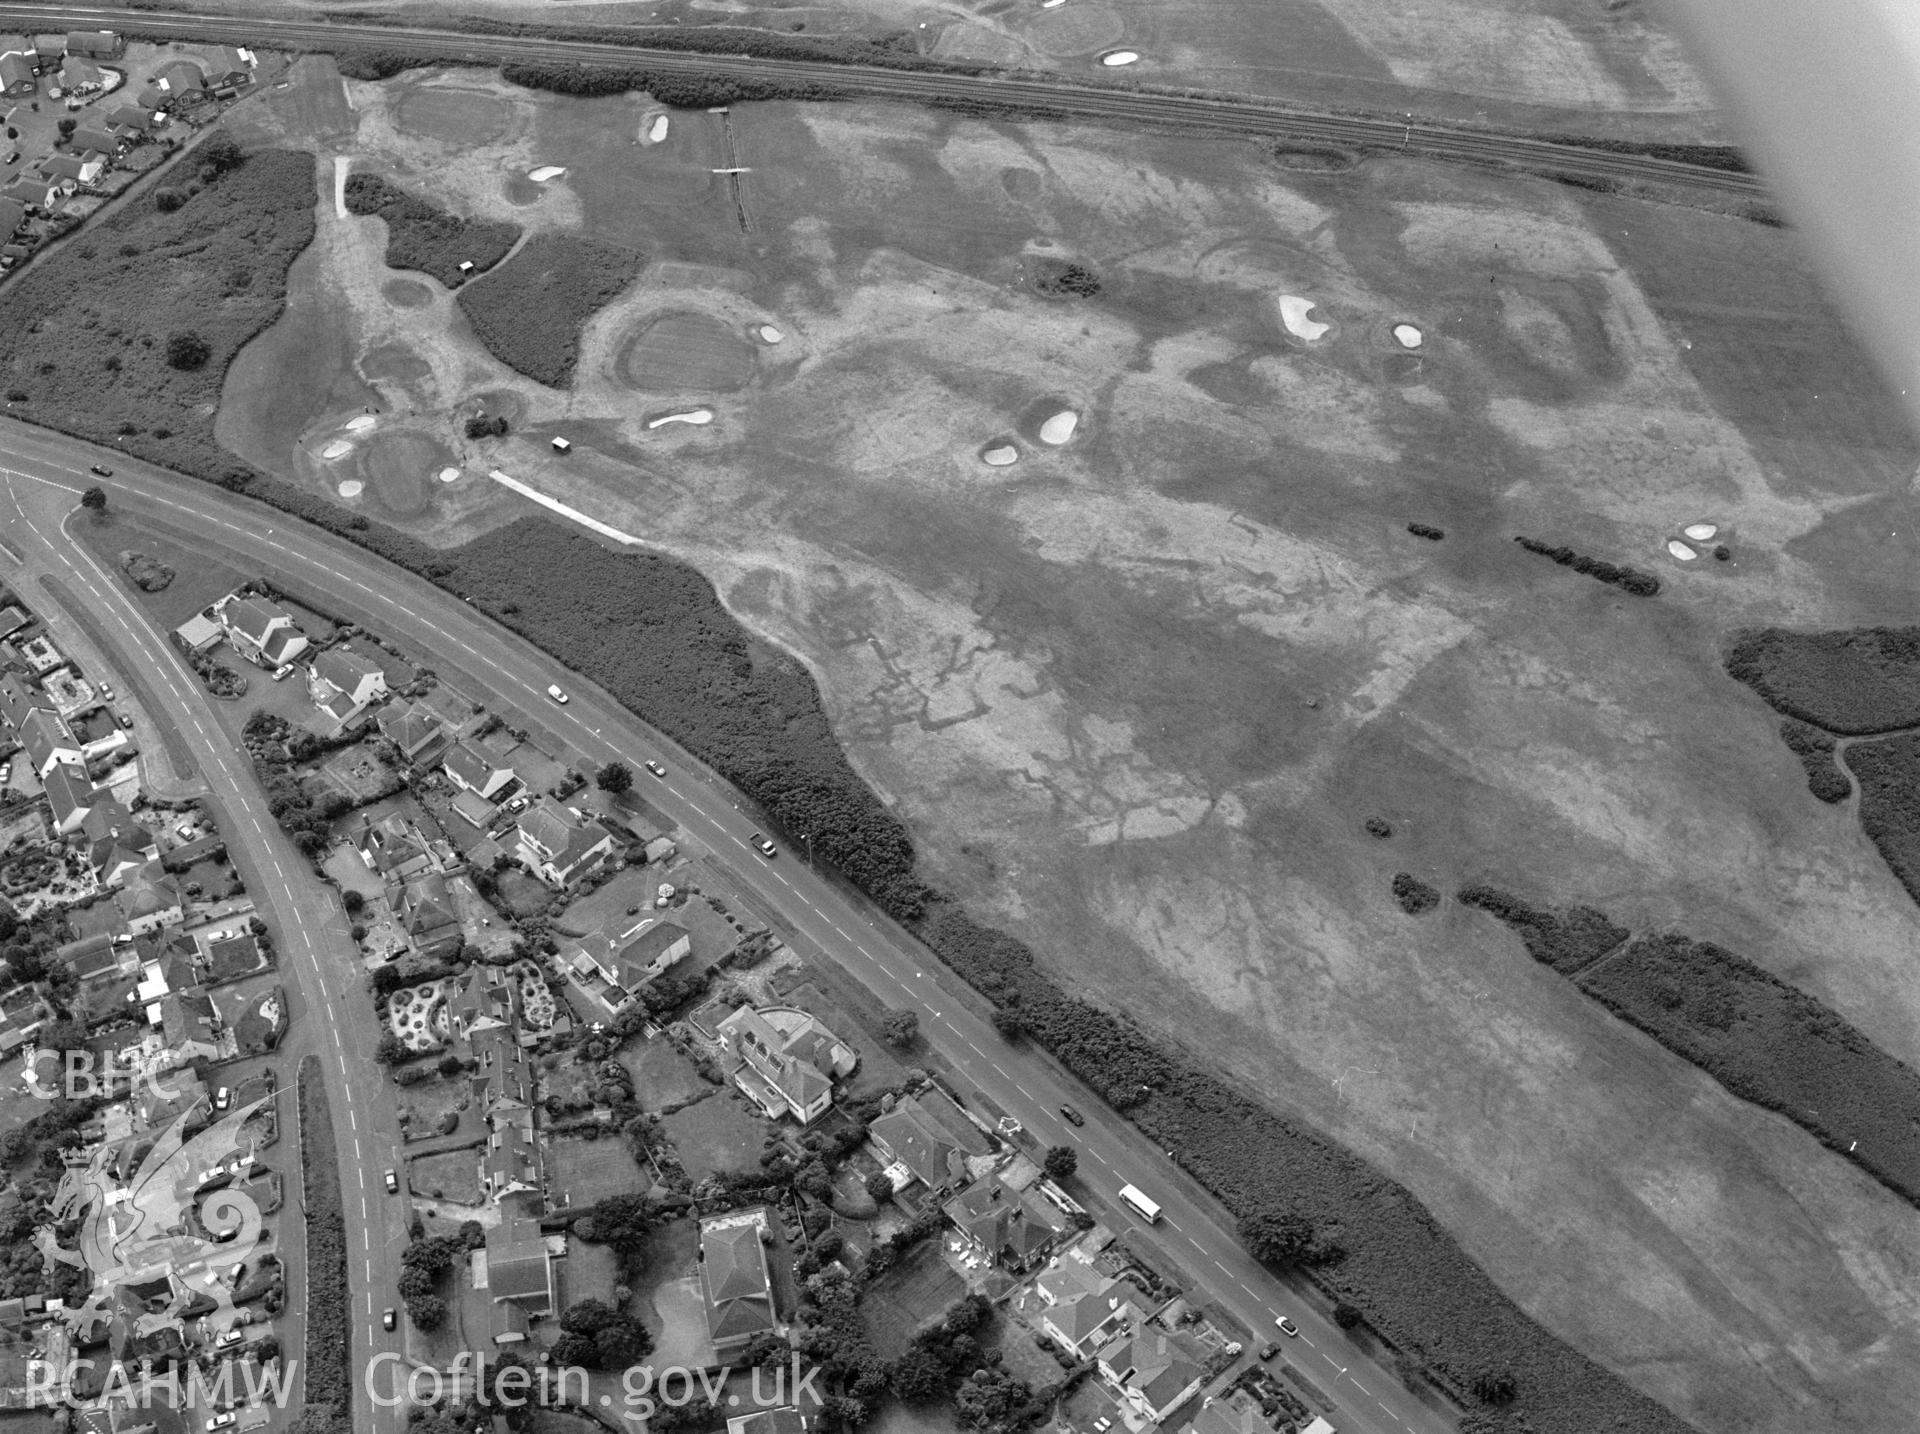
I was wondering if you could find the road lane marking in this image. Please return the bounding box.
[1349,1378,1370,1396]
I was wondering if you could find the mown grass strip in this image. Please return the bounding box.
[298,1055,352,1428]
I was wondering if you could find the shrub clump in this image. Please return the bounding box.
[499,60,848,108]
[344,173,520,288]
[1778,719,1851,804]
[456,234,644,388]
[1406,522,1444,541]
[1514,535,1660,596]
[1843,734,1920,902]
[1031,259,1102,299]
[334,49,432,81]
[1390,873,1439,915]
[1363,817,1392,839]
[1456,885,1628,974]
[1725,626,1920,735]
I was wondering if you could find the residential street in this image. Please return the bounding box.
[2,466,412,1431]
[0,422,1457,1434]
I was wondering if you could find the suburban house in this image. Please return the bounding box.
[43,762,96,835]
[19,707,82,778]
[217,595,309,669]
[1033,1257,1145,1358]
[350,811,434,881]
[104,104,154,137]
[64,31,123,60]
[868,1087,994,1197]
[484,1213,553,1345]
[85,805,156,888]
[1097,1328,1208,1425]
[155,990,221,1066]
[54,931,137,986]
[715,1003,856,1126]
[377,700,449,766]
[154,59,205,95]
[1191,1395,1287,1434]
[0,198,22,241]
[1,175,56,210]
[473,1025,542,1202]
[0,53,35,96]
[58,56,102,91]
[70,124,118,159]
[943,1176,1066,1273]
[396,872,462,958]
[566,918,690,1012]
[442,741,515,802]
[211,47,255,86]
[36,153,103,189]
[0,671,43,730]
[307,643,388,731]
[514,801,617,888]
[448,964,519,1043]
[115,860,184,936]
[698,1208,776,1355]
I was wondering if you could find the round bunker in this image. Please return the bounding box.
[1100,50,1140,66]
[320,440,354,461]
[756,325,785,344]
[1667,540,1698,561]
[647,115,669,143]
[617,312,756,393]
[382,279,433,310]
[647,409,714,429]
[1683,522,1718,542]
[981,444,1019,467]
[1039,411,1079,445]
[1392,323,1423,349]
[1279,295,1330,341]
[528,165,567,182]
[337,480,364,498]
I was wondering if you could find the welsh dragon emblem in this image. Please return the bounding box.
[40,1096,271,1345]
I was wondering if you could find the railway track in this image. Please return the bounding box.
[0,4,1766,196]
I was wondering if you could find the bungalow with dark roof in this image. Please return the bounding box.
[698,1208,776,1355]
[514,800,617,888]
[307,643,388,732]
[55,931,135,984]
[217,595,308,668]
[0,53,35,96]
[105,104,154,137]
[157,990,220,1064]
[64,31,122,59]
[485,1213,553,1324]
[59,56,103,91]
[86,806,156,888]
[43,761,96,835]
[1,175,56,209]
[1034,1258,1144,1358]
[1098,1328,1207,1425]
[378,700,449,766]
[116,859,183,936]
[70,124,119,160]
[715,1003,855,1126]
[350,810,433,880]
[397,872,462,958]
[868,1086,992,1197]
[154,58,204,94]
[211,47,254,86]
[37,152,102,189]
[943,1175,1066,1273]
[442,741,515,802]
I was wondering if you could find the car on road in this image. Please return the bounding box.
[383,1308,398,1331]
[117,711,133,729]
[1059,1104,1085,1127]
[89,464,112,477]
[1274,1316,1299,1338]
[385,1169,399,1193]
[645,760,666,778]
[749,832,777,857]
[97,681,113,699]
[547,684,569,704]
[213,1087,231,1111]
[1258,1342,1282,1362]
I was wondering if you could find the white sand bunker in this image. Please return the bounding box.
[756,325,784,344]
[337,480,363,498]
[1279,296,1330,341]
[1100,50,1139,66]
[437,467,461,484]
[528,166,567,182]
[1683,522,1718,542]
[345,414,378,432]
[1667,540,1697,561]
[1042,0,1066,7]
[320,440,354,460]
[982,445,1019,467]
[647,115,669,143]
[648,409,713,429]
[1039,411,1079,445]
[1392,324,1423,349]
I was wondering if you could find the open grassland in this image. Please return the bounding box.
[456,234,645,387]
[167,73,1920,1434]
[0,147,316,489]
[343,171,521,287]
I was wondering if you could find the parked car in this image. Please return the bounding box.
[1258,1342,1281,1362]
[97,681,113,699]
[546,684,569,704]
[206,1415,237,1431]
[383,1308,397,1331]
[1059,1104,1085,1127]
[384,1169,399,1193]
[89,464,111,476]
[214,1328,244,1349]
[504,795,530,814]
[117,711,133,729]
[749,832,776,857]
[213,1087,231,1111]
[1274,1316,1299,1338]
[270,664,294,681]
[645,760,666,778]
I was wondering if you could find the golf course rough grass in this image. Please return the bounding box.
[343,172,521,288]
[456,233,644,388]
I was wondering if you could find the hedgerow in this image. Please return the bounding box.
[1843,735,1920,901]
[455,234,643,387]
[1577,933,1920,1206]
[1514,536,1660,597]
[1777,719,1851,804]
[343,173,520,287]
[1725,626,1920,734]
[1390,873,1439,915]
[332,49,432,81]
[297,1057,351,1418]
[0,147,315,489]
[1406,523,1444,541]
[1456,885,1627,974]
[499,60,849,108]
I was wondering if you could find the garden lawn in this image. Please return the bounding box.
[550,1131,648,1208]
[410,1149,483,1205]
[619,1038,711,1114]
[657,1092,769,1180]
[454,233,642,387]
